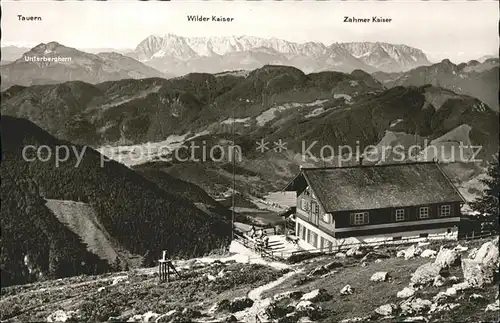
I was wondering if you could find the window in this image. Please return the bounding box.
[350,212,369,225]
[322,213,330,223]
[301,198,309,212]
[419,233,429,238]
[393,236,402,241]
[395,209,405,221]
[440,205,451,217]
[311,201,320,217]
[419,207,429,219]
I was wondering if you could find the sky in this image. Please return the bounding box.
[2,1,498,63]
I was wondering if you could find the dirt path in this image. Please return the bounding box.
[234,269,303,323]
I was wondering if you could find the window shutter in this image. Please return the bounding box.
[349,213,354,225]
[364,212,369,224]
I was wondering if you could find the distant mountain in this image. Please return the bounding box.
[373,58,499,111]
[1,116,232,286]
[127,34,431,76]
[477,54,498,63]
[0,42,168,89]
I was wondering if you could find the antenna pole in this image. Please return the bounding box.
[231,104,236,241]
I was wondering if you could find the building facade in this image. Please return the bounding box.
[283,162,465,251]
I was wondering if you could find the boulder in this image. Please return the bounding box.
[400,298,432,315]
[432,292,451,305]
[375,303,397,316]
[410,262,446,286]
[461,259,496,287]
[469,294,487,303]
[401,316,429,322]
[473,240,499,268]
[47,310,79,322]
[397,287,416,299]
[335,252,347,259]
[432,275,445,287]
[434,247,460,268]
[397,250,406,258]
[403,245,422,260]
[444,287,457,297]
[450,281,471,292]
[274,290,304,301]
[370,272,389,282]
[429,303,460,314]
[420,249,437,258]
[485,300,500,312]
[468,247,479,259]
[215,297,254,313]
[454,245,468,252]
[300,288,332,302]
[346,246,360,257]
[340,285,354,296]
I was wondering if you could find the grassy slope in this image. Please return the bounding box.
[1,238,497,322]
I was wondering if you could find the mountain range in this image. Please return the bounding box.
[127,34,432,75]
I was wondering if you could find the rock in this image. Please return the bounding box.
[410,262,446,286]
[374,259,382,263]
[325,261,343,270]
[339,317,369,323]
[485,300,500,312]
[454,245,468,252]
[224,315,238,322]
[451,281,471,292]
[375,303,397,316]
[433,275,445,287]
[206,274,217,281]
[296,300,315,311]
[397,250,406,258]
[335,252,347,259]
[447,276,460,284]
[295,301,323,320]
[340,285,354,296]
[429,303,460,314]
[434,247,460,268]
[401,316,429,322]
[308,261,342,276]
[474,240,500,269]
[301,288,332,302]
[346,246,360,257]
[229,297,254,312]
[217,270,226,278]
[444,287,457,297]
[469,294,487,303]
[432,292,451,305]
[47,310,78,322]
[397,287,416,299]
[461,259,496,287]
[360,262,367,267]
[128,311,161,322]
[274,290,304,301]
[400,298,432,315]
[468,247,479,259]
[370,272,389,282]
[420,249,437,258]
[361,252,390,262]
[404,245,422,260]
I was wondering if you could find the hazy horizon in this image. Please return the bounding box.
[2,1,498,63]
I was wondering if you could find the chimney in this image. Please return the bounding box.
[359,156,364,166]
